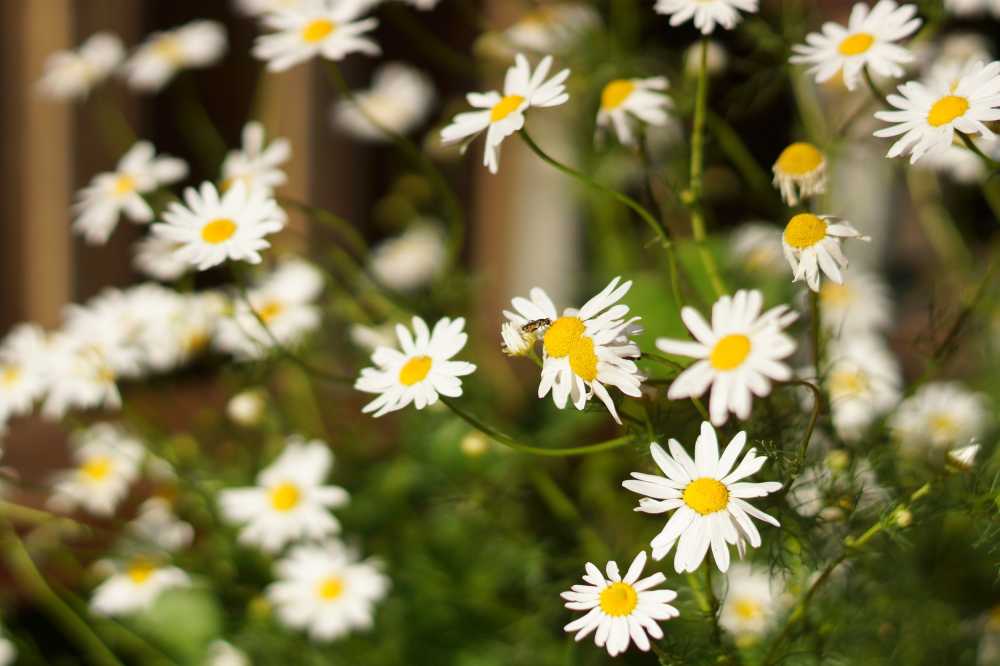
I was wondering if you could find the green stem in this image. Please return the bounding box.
[278,196,368,257]
[88,90,138,158]
[636,132,685,308]
[862,66,890,108]
[383,4,478,79]
[810,289,822,376]
[642,352,710,421]
[787,379,822,469]
[957,131,1000,172]
[173,74,227,174]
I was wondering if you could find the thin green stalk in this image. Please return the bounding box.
[278,196,368,257]
[786,379,822,469]
[173,74,228,173]
[861,66,890,108]
[958,131,1000,172]
[809,289,822,376]
[383,3,478,78]
[89,91,138,157]
[636,131,686,308]
[527,468,608,559]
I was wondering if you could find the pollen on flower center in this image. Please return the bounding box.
[568,335,599,382]
[733,598,762,620]
[399,355,433,386]
[927,95,970,127]
[928,413,958,439]
[543,316,586,358]
[113,175,137,195]
[81,457,112,481]
[784,213,828,249]
[127,560,156,585]
[683,477,730,515]
[599,581,638,617]
[775,142,824,176]
[829,370,868,397]
[269,482,301,512]
[302,19,336,43]
[601,80,636,111]
[838,32,875,56]
[201,218,237,244]
[316,576,344,601]
[257,300,284,323]
[710,334,752,371]
[490,95,525,122]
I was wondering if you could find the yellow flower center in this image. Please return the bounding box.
[733,598,762,620]
[490,95,525,122]
[837,32,875,56]
[127,560,156,585]
[927,95,970,127]
[709,334,752,371]
[568,335,598,382]
[269,482,301,512]
[683,477,730,515]
[113,175,137,195]
[257,300,284,323]
[152,36,184,64]
[81,457,112,481]
[302,19,336,43]
[399,355,433,386]
[599,581,638,617]
[774,142,824,176]
[601,79,636,111]
[928,413,958,440]
[829,369,868,397]
[1,366,21,387]
[201,218,237,244]
[316,576,345,601]
[543,316,598,381]
[820,282,852,306]
[784,213,827,249]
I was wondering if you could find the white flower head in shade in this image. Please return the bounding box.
[500,3,601,53]
[944,0,1000,17]
[823,337,901,441]
[874,60,1000,164]
[947,442,980,471]
[504,277,643,424]
[73,142,188,245]
[654,0,759,35]
[219,437,349,553]
[125,20,227,92]
[772,142,827,206]
[132,235,191,282]
[42,334,122,419]
[139,289,225,373]
[90,557,189,616]
[221,122,291,195]
[729,223,789,276]
[152,181,286,271]
[267,541,389,641]
[818,269,892,336]
[253,0,380,72]
[440,53,569,174]
[205,640,250,666]
[781,213,870,292]
[623,423,782,573]
[657,290,797,426]
[0,324,50,425]
[787,452,888,521]
[789,1,921,91]
[48,424,144,516]
[0,627,13,666]
[561,551,679,657]
[368,223,446,291]
[889,381,989,458]
[236,0,306,16]
[128,497,195,553]
[717,563,790,643]
[355,316,476,417]
[38,32,124,100]
[596,76,672,146]
[60,288,151,380]
[684,40,729,77]
[227,389,267,426]
[332,62,435,142]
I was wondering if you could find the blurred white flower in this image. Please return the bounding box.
[133,235,191,282]
[49,424,144,516]
[349,323,396,352]
[125,20,227,92]
[729,223,788,276]
[772,142,827,206]
[890,382,989,458]
[235,0,306,16]
[684,40,728,77]
[0,324,50,425]
[227,389,267,426]
[37,32,124,100]
[781,214,870,292]
[500,3,600,53]
[824,337,902,441]
[221,122,291,196]
[42,334,122,418]
[787,453,888,520]
[253,0,380,72]
[596,76,671,147]
[206,640,250,666]
[819,269,892,336]
[917,133,1000,184]
[717,563,790,643]
[90,557,189,616]
[368,224,445,291]
[128,497,194,552]
[0,626,13,666]
[945,0,1000,17]
[655,0,758,35]
[332,62,435,142]
[134,288,224,372]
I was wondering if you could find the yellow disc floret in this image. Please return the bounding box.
[543,316,586,358]
[269,482,301,512]
[490,95,525,122]
[784,213,828,249]
[599,581,638,617]
[201,218,237,244]
[710,334,752,371]
[927,95,969,127]
[774,142,824,176]
[837,32,875,56]
[683,477,730,515]
[127,560,156,585]
[601,79,636,111]
[302,19,336,43]
[399,355,433,386]
[317,576,345,601]
[81,456,112,481]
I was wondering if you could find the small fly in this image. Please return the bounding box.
[521,318,551,334]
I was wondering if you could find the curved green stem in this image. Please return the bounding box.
[785,379,822,469]
[862,66,890,108]
[957,131,1000,172]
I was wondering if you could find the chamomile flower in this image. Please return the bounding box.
[37,32,124,100]
[332,62,435,142]
[0,628,13,666]
[253,0,380,72]
[717,563,789,643]
[73,141,188,245]
[789,1,921,91]
[945,0,1000,17]
[221,122,291,195]
[729,223,789,276]
[132,235,191,282]
[90,557,189,616]
[124,20,227,92]
[227,389,267,426]
[560,551,679,657]
[500,321,536,357]
[369,224,446,291]
[787,452,887,521]
[889,382,989,458]
[654,0,759,35]
[818,270,892,336]
[236,0,306,15]
[267,541,389,641]
[206,641,250,666]
[440,53,569,174]
[500,4,601,54]
[48,424,144,516]
[355,316,476,417]
[503,277,643,424]
[874,60,1000,164]
[42,334,122,418]
[134,288,224,372]
[152,181,286,271]
[823,337,902,441]
[596,76,672,146]
[656,290,798,426]
[947,442,980,470]
[218,437,349,553]
[781,214,870,292]
[684,40,729,76]
[0,324,50,424]
[623,423,782,573]
[128,497,194,552]
[772,142,827,206]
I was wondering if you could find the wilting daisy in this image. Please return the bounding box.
[654,0,758,35]
[889,381,988,458]
[42,334,122,418]
[90,557,189,616]
[440,53,569,174]
[596,76,671,146]
[874,60,1000,164]
[818,270,892,336]
[717,563,789,643]
[560,551,679,657]
[772,142,827,206]
[73,142,188,245]
[128,497,195,552]
[787,451,887,521]
[500,3,601,54]
[221,122,291,195]
[823,337,901,441]
[0,324,50,424]
[152,181,285,270]
[781,213,870,292]
[947,442,981,470]
[253,0,380,72]
[267,541,389,641]
[355,316,476,417]
[623,423,782,572]
[332,62,435,142]
[789,1,921,91]
[48,424,144,516]
[503,277,643,424]
[37,32,124,100]
[124,20,227,92]
[368,224,445,291]
[656,290,797,426]
[729,223,789,276]
[219,437,348,553]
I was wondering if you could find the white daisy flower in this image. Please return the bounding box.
[128,497,194,552]
[654,0,759,35]
[889,381,989,458]
[823,337,901,441]
[221,122,291,195]
[818,269,892,336]
[218,437,349,553]
[355,316,476,417]
[772,142,827,206]
[787,452,887,521]
[90,557,189,616]
[152,181,286,271]
[368,224,446,291]
[596,76,671,147]
[945,0,1000,17]
[73,141,188,245]
[729,223,789,276]
[684,40,729,77]
[132,235,191,282]
[403,0,441,9]
[0,324,50,424]
[37,32,124,100]
[332,62,435,142]
[623,423,782,573]
[48,424,144,516]
[874,60,1000,164]
[206,641,250,666]
[124,20,227,92]
[253,0,380,72]
[349,323,396,352]
[656,290,798,426]
[440,53,569,174]
[947,442,980,470]
[227,389,267,426]
[503,277,643,424]
[235,0,306,16]
[134,289,224,372]
[499,4,601,54]
[717,563,790,643]
[781,213,870,292]
[61,288,151,379]
[560,551,679,657]
[41,334,122,418]
[918,132,1000,184]
[267,541,389,641]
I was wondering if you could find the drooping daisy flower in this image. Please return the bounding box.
[918,132,1000,184]
[560,551,679,657]
[355,316,476,417]
[151,181,286,271]
[48,424,144,516]
[823,337,901,441]
[500,321,536,357]
[944,0,1000,17]
[440,53,569,174]
[781,213,870,292]
[128,497,195,552]
[818,270,892,336]
[500,3,601,54]
[789,1,921,91]
[253,0,380,72]
[0,324,50,425]
[787,451,887,521]
[90,557,189,616]
[267,541,389,641]
[37,32,124,100]
[717,563,790,643]
[221,122,291,195]
[654,0,759,35]
[889,382,988,458]
[219,437,348,553]
[947,442,980,470]
[332,62,435,142]
[656,290,797,426]
[368,224,446,291]
[41,334,122,418]
[596,76,672,146]
[623,423,782,573]
[73,141,188,245]
[772,142,827,206]
[874,60,1000,164]
[503,277,643,424]
[729,223,789,276]
[124,20,227,92]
